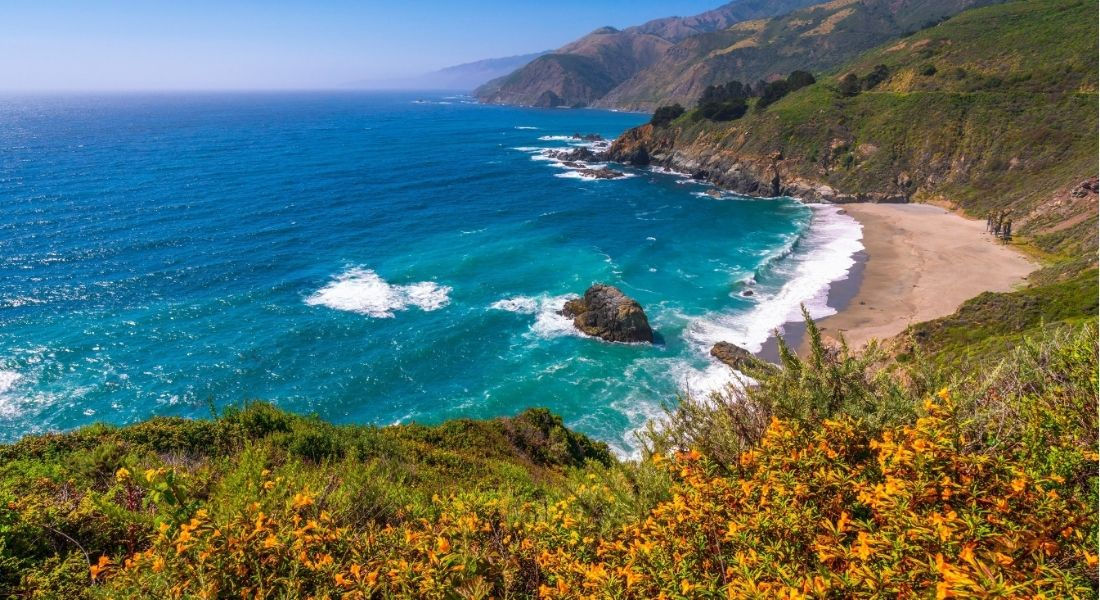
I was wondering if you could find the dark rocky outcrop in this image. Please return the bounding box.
[710,342,756,370]
[561,285,654,343]
[606,122,911,203]
[577,167,626,180]
[546,147,598,162]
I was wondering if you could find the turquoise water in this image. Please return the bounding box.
[0,92,861,455]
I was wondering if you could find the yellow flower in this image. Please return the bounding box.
[436,536,451,554]
[115,467,131,482]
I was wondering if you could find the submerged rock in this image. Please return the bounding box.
[561,284,654,343]
[710,342,756,370]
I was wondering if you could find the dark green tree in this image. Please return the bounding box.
[649,104,685,127]
[838,73,861,97]
[787,70,816,91]
[861,64,890,90]
[756,80,792,110]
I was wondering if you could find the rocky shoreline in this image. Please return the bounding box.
[600,124,909,204]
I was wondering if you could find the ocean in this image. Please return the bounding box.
[0,92,861,455]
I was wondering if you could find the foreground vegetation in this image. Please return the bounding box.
[3,316,1095,598]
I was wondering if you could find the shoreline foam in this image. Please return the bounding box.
[801,203,1035,352]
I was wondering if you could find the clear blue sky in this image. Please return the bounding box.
[1,1,723,91]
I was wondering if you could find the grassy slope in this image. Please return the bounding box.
[666,0,1097,229]
[0,405,614,596]
[654,0,1097,363]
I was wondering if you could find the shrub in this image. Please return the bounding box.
[920,63,938,76]
[839,72,861,96]
[648,104,684,127]
[646,309,921,470]
[787,69,816,91]
[861,64,890,90]
[755,79,792,110]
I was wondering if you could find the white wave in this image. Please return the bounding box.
[490,294,581,339]
[0,370,22,418]
[554,170,636,181]
[489,296,539,314]
[514,126,539,130]
[685,203,863,354]
[306,268,452,318]
[537,135,580,142]
[648,165,691,178]
[0,370,20,395]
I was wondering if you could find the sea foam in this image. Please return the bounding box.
[686,203,863,354]
[306,268,452,318]
[490,294,581,339]
[0,370,23,418]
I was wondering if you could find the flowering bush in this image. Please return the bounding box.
[95,392,1096,599]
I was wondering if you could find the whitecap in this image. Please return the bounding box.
[0,370,21,395]
[489,294,581,339]
[305,267,452,318]
[554,170,636,181]
[514,126,538,130]
[0,370,23,418]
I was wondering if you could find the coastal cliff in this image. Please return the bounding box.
[606,0,1099,258]
[607,122,909,204]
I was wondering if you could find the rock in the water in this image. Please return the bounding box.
[578,167,625,180]
[710,342,756,370]
[740,289,754,297]
[561,284,654,343]
[546,147,597,162]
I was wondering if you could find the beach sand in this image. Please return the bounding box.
[799,203,1036,353]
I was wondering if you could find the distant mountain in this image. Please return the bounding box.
[474,0,824,108]
[597,0,1001,111]
[353,51,549,91]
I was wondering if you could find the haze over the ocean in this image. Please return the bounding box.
[1,0,721,91]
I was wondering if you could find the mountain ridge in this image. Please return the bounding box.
[475,0,824,107]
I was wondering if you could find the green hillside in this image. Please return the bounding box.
[624,0,1097,241]
[599,0,1000,110]
[607,0,1097,362]
[3,1,1097,597]
[3,320,1095,598]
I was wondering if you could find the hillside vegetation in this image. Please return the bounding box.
[2,318,1095,598]
[475,0,824,107]
[607,0,1097,363]
[599,0,1000,110]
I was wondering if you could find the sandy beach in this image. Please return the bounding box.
[805,203,1036,351]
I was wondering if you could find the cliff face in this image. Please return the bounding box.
[475,0,823,108]
[607,0,1099,256]
[607,122,908,203]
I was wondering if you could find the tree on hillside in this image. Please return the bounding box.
[696,81,749,121]
[862,64,890,90]
[787,70,816,91]
[649,104,685,127]
[755,79,792,110]
[838,73,861,96]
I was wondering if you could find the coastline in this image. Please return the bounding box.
[791,203,1036,354]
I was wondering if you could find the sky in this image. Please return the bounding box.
[0,0,723,91]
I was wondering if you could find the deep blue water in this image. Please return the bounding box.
[0,92,860,455]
